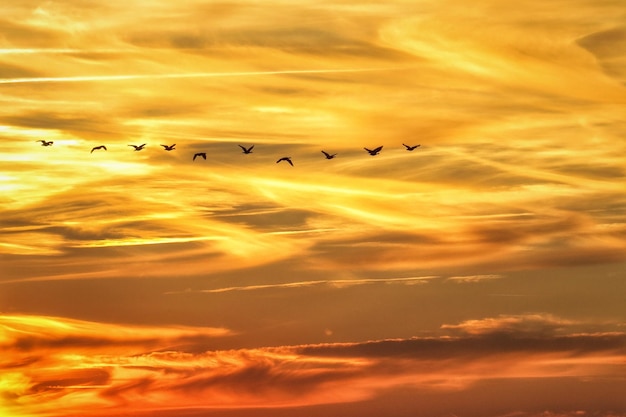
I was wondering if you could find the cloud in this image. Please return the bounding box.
[2,314,624,417]
[440,313,577,336]
[0,315,232,355]
[577,26,626,83]
[446,274,503,283]
[169,275,437,294]
[1,1,625,415]
[0,67,411,85]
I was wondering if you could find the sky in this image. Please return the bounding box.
[0,0,625,416]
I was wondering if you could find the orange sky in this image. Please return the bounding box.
[1,1,625,416]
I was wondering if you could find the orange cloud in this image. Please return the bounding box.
[2,314,624,417]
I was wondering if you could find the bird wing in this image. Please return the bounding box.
[322,151,330,157]
[374,146,383,153]
[287,158,293,166]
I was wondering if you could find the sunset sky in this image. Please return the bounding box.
[1,1,625,416]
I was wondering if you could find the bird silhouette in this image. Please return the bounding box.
[364,146,383,156]
[91,145,107,153]
[321,150,337,159]
[193,152,206,161]
[128,144,146,151]
[276,157,293,166]
[161,144,176,151]
[238,145,254,154]
[403,144,420,151]
[37,140,53,146]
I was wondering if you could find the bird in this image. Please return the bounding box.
[91,145,107,153]
[276,157,293,166]
[128,144,146,151]
[403,143,420,151]
[364,146,383,156]
[37,140,53,146]
[321,150,337,159]
[238,145,254,154]
[193,152,206,161]
[161,144,176,151]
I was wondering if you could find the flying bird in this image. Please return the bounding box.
[364,146,383,156]
[37,140,53,146]
[403,143,420,151]
[321,150,337,159]
[91,145,107,153]
[276,157,293,166]
[161,144,176,151]
[193,152,206,161]
[128,144,146,151]
[238,145,254,154]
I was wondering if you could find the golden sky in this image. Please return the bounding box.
[1,1,625,416]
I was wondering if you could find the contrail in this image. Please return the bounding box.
[166,276,438,294]
[0,67,411,85]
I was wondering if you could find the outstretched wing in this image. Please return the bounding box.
[277,157,292,165]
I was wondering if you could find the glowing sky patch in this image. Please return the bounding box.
[1,0,625,416]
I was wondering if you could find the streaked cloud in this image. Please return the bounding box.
[446,274,503,283]
[440,313,579,336]
[168,275,437,294]
[1,314,624,417]
[1,0,625,416]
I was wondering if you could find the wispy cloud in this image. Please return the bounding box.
[446,274,503,283]
[0,67,412,85]
[440,313,579,336]
[2,0,626,416]
[167,275,437,294]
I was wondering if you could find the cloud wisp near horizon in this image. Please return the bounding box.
[1,0,625,416]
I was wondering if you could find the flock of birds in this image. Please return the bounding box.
[36,140,421,165]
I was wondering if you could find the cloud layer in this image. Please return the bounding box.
[1,0,625,416]
[1,314,624,417]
